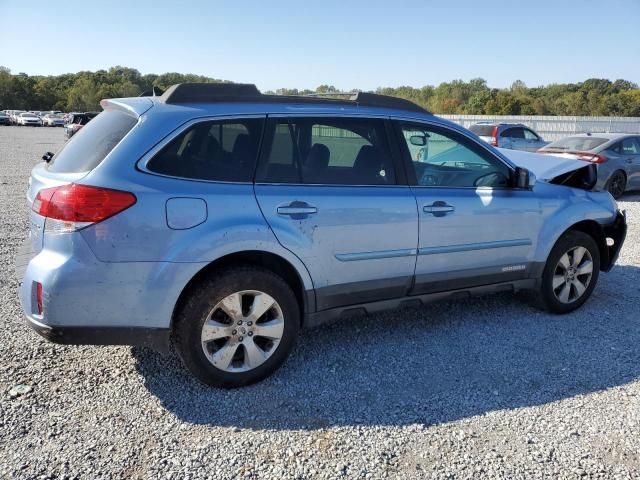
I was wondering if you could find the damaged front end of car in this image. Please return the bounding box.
[547,163,598,191]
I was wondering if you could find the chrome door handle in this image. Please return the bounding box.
[424,202,455,216]
[277,201,317,218]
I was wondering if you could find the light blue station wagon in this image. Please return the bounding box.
[17,84,627,387]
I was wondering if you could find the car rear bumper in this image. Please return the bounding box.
[601,210,627,272]
[17,232,206,351]
[24,315,170,351]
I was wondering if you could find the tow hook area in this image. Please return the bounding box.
[602,210,627,272]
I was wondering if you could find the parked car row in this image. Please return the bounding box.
[468,121,640,198]
[2,109,64,126]
[1,109,99,139]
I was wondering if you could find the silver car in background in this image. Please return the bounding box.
[537,133,640,198]
[10,110,26,125]
[41,113,65,127]
[17,112,41,126]
[470,122,548,152]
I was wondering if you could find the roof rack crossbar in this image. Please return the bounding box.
[160,83,430,114]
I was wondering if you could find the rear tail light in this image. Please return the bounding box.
[489,126,499,147]
[33,184,136,233]
[575,153,608,164]
[35,282,43,315]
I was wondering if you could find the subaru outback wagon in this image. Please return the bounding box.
[17,84,627,387]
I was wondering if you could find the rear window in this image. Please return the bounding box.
[47,110,137,173]
[469,124,496,137]
[545,136,609,152]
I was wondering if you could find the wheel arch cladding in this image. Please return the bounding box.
[170,250,310,330]
[565,220,608,271]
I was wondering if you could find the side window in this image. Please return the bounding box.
[397,122,512,188]
[256,117,395,185]
[523,129,539,141]
[502,127,525,139]
[620,137,640,155]
[146,118,264,181]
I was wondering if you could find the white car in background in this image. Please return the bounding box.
[41,113,65,127]
[17,112,41,126]
[10,110,26,125]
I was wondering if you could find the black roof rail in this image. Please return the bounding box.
[349,91,427,113]
[160,83,430,114]
[160,83,261,103]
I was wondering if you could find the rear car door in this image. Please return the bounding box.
[254,116,418,311]
[393,120,542,294]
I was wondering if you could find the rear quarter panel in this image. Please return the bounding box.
[77,109,314,289]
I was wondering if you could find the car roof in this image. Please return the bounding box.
[567,133,637,139]
[473,122,526,127]
[103,82,437,121]
[146,98,435,118]
[158,83,431,114]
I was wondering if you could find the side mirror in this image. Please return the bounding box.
[42,151,54,163]
[515,166,536,189]
[409,135,427,146]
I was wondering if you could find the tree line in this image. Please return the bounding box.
[1,65,639,116]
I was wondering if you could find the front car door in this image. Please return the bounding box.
[254,116,418,311]
[393,119,543,295]
[620,137,640,189]
[523,128,545,152]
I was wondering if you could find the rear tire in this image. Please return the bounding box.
[538,230,600,314]
[174,266,300,388]
[606,170,626,199]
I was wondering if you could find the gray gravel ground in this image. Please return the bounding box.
[1,126,640,479]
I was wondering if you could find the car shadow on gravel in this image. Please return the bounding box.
[133,264,640,430]
[620,192,640,201]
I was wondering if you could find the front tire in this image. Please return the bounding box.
[174,266,300,388]
[606,170,626,199]
[539,231,600,314]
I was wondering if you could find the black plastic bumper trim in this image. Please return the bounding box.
[602,210,627,272]
[25,317,170,352]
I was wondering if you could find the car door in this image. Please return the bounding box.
[501,127,527,151]
[393,120,543,295]
[523,128,545,152]
[620,137,640,188]
[254,116,419,311]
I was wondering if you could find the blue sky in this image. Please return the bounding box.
[1,0,638,91]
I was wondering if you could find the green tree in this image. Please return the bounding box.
[0,66,638,116]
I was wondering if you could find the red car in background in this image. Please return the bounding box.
[64,112,99,139]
